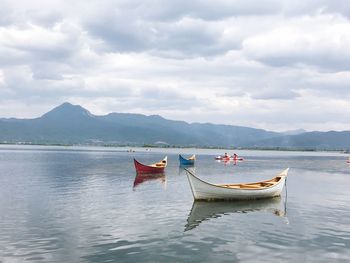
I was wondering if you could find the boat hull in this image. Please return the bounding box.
[179,155,195,165]
[186,169,288,201]
[134,158,166,174]
[215,156,230,160]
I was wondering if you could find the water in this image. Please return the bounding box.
[0,145,349,262]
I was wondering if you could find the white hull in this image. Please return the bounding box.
[186,168,289,201]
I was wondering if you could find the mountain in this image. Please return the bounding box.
[0,102,349,150]
[247,131,350,150]
[0,102,278,147]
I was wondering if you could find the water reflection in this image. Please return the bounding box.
[133,172,166,189]
[179,163,195,169]
[179,166,195,175]
[185,197,287,231]
[215,159,243,165]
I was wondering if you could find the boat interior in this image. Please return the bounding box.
[188,155,196,160]
[219,176,282,189]
[152,159,167,167]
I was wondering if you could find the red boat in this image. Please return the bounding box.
[134,156,167,174]
[215,156,244,161]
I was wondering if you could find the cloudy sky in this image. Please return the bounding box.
[0,0,349,131]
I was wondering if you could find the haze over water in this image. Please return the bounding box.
[0,145,349,262]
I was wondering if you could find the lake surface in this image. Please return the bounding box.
[0,145,349,262]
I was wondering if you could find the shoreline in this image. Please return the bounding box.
[0,142,346,153]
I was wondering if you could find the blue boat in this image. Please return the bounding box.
[179,154,196,166]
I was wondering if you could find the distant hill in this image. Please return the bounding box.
[0,102,349,150]
[247,131,350,150]
[0,102,278,147]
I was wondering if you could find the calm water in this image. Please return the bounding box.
[0,145,350,262]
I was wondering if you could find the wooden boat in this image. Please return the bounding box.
[133,156,167,174]
[185,168,289,201]
[185,197,285,231]
[179,154,195,165]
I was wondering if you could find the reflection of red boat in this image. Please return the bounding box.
[133,173,166,188]
[133,156,167,174]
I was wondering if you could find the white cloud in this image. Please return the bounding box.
[243,14,350,70]
[0,0,349,131]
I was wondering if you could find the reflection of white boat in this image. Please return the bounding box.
[185,168,289,201]
[185,197,286,231]
[179,166,196,175]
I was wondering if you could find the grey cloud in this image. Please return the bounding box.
[1,66,138,101]
[31,62,64,80]
[85,16,235,57]
[81,1,281,57]
[249,87,300,100]
[311,0,350,19]
[252,54,350,72]
[0,46,31,67]
[80,0,350,57]
[0,22,84,67]
[86,0,283,22]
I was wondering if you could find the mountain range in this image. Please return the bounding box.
[0,102,349,150]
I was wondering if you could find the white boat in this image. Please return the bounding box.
[185,168,289,201]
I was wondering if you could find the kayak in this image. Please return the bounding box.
[215,156,230,160]
[215,156,244,161]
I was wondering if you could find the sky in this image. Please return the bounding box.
[0,0,349,132]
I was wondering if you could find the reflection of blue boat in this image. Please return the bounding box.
[179,154,195,165]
